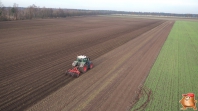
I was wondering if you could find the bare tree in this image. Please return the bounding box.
[41,7,53,18]
[7,7,12,20]
[41,7,46,18]
[28,5,33,19]
[53,8,64,17]
[0,0,9,21]
[48,8,53,17]
[12,3,19,20]
[0,0,3,19]
[27,4,38,19]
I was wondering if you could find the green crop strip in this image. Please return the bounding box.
[131,21,198,111]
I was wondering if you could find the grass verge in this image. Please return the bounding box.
[131,21,198,111]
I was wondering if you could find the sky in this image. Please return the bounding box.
[1,0,198,14]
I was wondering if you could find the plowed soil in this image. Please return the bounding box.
[0,16,174,111]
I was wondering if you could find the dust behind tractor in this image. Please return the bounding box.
[65,55,93,77]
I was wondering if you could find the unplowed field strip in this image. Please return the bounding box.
[26,20,174,111]
[0,16,165,111]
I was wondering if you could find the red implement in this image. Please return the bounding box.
[66,67,81,77]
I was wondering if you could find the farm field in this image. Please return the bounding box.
[131,21,198,111]
[0,16,173,111]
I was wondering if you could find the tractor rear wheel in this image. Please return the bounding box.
[80,65,88,73]
[90,63,93,69]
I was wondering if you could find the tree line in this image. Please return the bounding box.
[0,1,197,21]
[131,12,198,18]
[0,2,131,21]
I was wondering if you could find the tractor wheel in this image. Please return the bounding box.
[90,63,94,69]
[80,65,88,73]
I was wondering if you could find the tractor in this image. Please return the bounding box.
[66,55,93,77]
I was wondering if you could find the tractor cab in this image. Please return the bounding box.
[77,55,86,62]
[77,55,90,63]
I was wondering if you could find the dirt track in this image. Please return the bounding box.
[0,16,173,111]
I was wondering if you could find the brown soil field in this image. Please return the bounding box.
[0,16,174,111]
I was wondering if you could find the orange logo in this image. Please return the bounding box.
[179,93,197,110]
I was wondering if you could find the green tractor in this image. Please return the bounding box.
[66,55,94,77]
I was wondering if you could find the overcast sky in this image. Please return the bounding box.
[1,0,198,14]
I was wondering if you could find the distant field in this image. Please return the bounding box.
[131,21,198,110]
[102,14,198,22]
